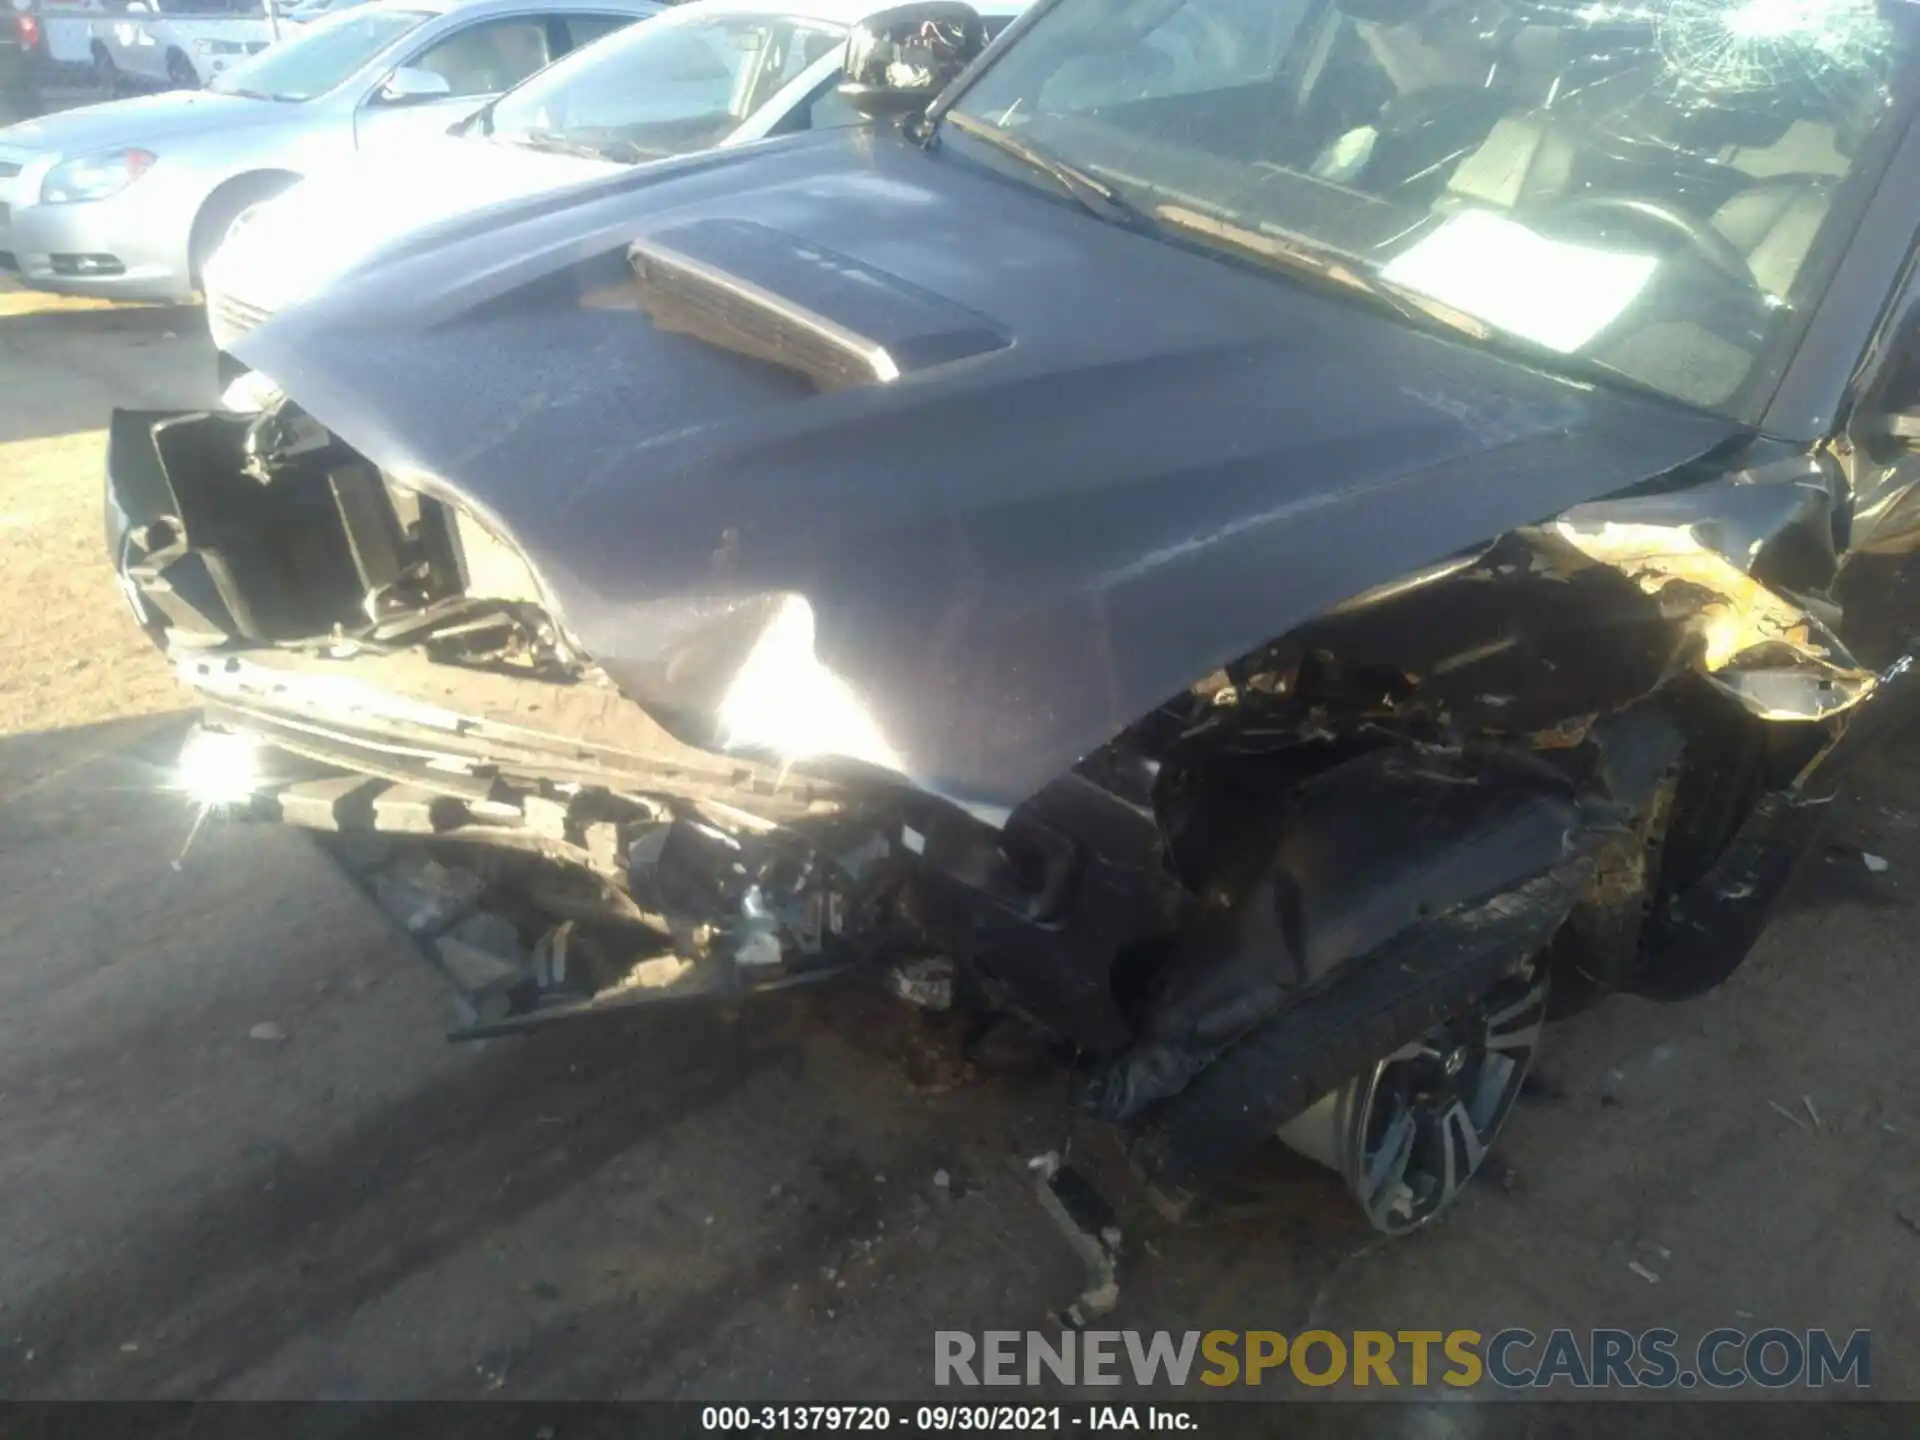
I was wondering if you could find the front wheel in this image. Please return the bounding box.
[166,49,198,89]
[1276,954,1548,1233]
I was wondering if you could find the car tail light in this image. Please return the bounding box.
[18,14,41,48]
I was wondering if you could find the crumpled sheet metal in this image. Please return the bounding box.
[1545,515,1876,722]
[1083,745,1609,1123]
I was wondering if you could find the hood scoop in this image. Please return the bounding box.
[628,219,1010,391]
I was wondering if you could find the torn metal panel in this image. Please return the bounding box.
[1544,513,1874,721]
[1560,458,1843,588]
[1279,459,1873,739]
[1281,528,1686,736]
[1546,453,1864,724]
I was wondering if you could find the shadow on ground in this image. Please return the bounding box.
[0,291,211,445]
[0,715,1094,1400]
[0,718,1916,1403]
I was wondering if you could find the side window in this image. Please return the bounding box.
[409,17,554,97]
[561,12,636,50]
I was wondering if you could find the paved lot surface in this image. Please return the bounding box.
[1,281,1917,1411]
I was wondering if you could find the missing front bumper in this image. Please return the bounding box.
[180,715,887,1038]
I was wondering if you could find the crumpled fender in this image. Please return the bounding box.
[1083,744,1621,1122]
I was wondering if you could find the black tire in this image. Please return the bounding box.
[1655,727,1768,905]
[166,48,197,89]
[188,176,298,289]
[1627,692,1771,1001]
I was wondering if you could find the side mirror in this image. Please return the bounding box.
[376,65,452,105]
[837,2,986,121]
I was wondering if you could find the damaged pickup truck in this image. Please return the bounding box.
[108,0,1920,1233]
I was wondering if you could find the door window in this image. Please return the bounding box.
[409,16,552,97]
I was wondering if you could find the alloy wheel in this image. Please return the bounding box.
[1276,956,1548,1234]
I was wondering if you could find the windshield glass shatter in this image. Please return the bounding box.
[951,0,1918,419]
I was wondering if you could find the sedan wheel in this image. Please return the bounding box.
[167,50,197,88]
[92,48,119,98]
[1276,955,1548,1234]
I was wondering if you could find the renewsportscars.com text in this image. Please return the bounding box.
[934,1328,1871,1390]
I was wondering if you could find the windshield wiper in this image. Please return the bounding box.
[1154,204,1492,338]
[217,86,299,102]
[509,129,646,164]
[943,112,1154,233]
[1153,204,1699,411]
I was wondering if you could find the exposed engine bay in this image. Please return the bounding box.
[106,385,1920,1234]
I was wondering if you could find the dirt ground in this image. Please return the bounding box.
[1,281,1917,1411]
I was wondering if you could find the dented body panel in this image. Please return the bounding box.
[105,93,1920,1214]
[222,130,1744,810]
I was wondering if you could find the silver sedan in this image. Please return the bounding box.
[0,0,660,301]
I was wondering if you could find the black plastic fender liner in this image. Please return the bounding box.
[1081,746,1610,1123]
[1124,858,1596,1207]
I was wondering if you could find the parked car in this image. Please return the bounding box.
[0,0,660,298]
[0,0,42,122]
[281,0,374,18]
[106,0,1920,1238]
[204,0,1026,359]
[86,0,275,93]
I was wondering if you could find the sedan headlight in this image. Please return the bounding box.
[40,149,157,205]
[193,38,246,54]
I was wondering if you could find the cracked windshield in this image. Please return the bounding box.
[954,0,1916,413]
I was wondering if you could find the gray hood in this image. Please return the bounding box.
[235,129,1746,811]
